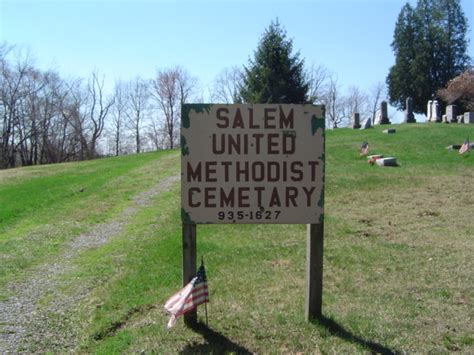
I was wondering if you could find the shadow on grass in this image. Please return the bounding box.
[313,315,396,354]
[179,322,252,354]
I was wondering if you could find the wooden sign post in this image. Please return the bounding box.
[181,104,325,324]
[306,223,324,320]
[182,223,197,325]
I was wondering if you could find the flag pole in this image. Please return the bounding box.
[205,298,209,327]
[201,256,209,326]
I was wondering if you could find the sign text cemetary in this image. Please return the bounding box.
[181,104,325,224]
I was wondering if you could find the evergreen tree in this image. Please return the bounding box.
[387,4,420,111]
[387,0,470,113]
[239,20,309,104]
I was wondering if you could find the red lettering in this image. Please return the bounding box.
[269,187,281,207]
[285,187,298,207]
[238,187,250,207]
[221,161,232,182]
[268,162,280,182]
[253,133,264,154]
[302,186,316,206]
[205,161,217,182]
[308,161,319,181]
[189,187,200,207]
[280,108,294,128]
[216,108,229,128]
[187,162,201,182]
[212,134,225,154]
[233,108,244,128]
[290,162,303,181]
[267,133,279,154]
[220,187,234,207]
[254,186,265,206]
[264,108,277,128]
[249,108,260,128]
[283,134,295,154]
[204,187,217,207]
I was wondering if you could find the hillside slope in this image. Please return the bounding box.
[0,124,473,353]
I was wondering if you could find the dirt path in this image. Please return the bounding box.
[0,174,180,353]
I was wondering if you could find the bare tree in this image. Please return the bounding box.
[343,85,369,126]
[110,81,128,156]
[345,86,368,115]
[85,71,114,158]
[306,63,329,104]
[321,75,346,128]
[368,81,386,125]
[146,119,166,151]
[150,66,197,149]
[210,66,243,103]
[60,79,88,160]
[127,77,148,154]
[0,45,121,167]
[150,69,178,150]
[39,72,73,164]
[0,45,207,167]
[16,66,46,166]
[0,46,35,168]
[177,68,197,109]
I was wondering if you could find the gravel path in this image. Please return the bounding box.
[0,174,180,353]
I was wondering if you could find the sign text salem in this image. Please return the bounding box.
[181,104,325,224]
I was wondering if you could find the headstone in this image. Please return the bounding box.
[380,101,391,124]
[432,100,441,122]
[375,157,397,167]
[362,117,372,129]
[367,154,384,165]
[464,112,474,124]
[457,114,465,124]
[383,128,396,134]
[352,113,361,129]
[374,110,382,124]
[427,100,433,121]
[404,97,416,123]
[447,105,457,123]
[442,114,448,123]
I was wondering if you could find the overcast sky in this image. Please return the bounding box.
[1,0,473,121]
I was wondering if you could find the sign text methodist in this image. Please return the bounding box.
[181,104,325,224]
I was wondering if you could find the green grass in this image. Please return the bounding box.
[0,150,179,292]
[1,123,473,353]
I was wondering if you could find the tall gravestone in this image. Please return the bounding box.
[374,111,381,124]
[380,101,391,125]
[404,97,416,123]
[432,100,441,122]
[465,112,474,124]
[363,117,372,129]
[352,113,361,129]
[446,105,457,123]
[427,100,433,121]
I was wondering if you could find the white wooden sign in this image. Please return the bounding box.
[181,104,325,224]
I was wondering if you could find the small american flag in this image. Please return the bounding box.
[360,141,369,156]
[459,138,470,154]
[164,263,209,329]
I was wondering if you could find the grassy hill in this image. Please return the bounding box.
[0,123,473,353]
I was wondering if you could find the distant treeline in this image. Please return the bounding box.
[0,43,198,169]
[1,45,391,171]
